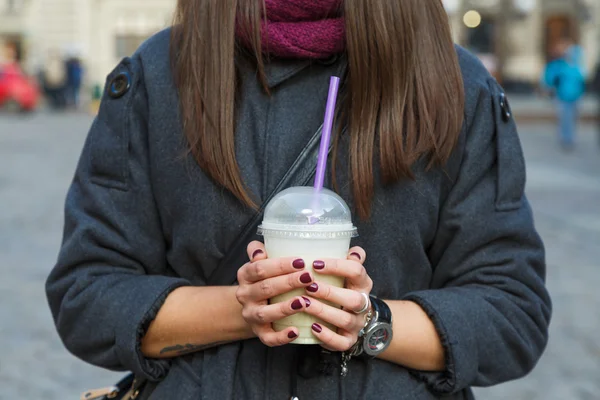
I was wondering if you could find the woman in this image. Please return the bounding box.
[46,1,551,399]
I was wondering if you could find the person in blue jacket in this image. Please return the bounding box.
[543,38,586,150]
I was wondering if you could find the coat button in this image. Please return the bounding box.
[499,92,512,122]
[108,72,131,99]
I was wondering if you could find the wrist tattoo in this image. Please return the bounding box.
[159,340,231,356]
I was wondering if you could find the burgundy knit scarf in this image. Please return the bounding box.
[238,0,345,59]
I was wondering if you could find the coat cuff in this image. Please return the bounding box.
[115,276,190,381]
[402,289,481,394]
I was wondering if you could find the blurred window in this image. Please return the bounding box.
[545,16,578,62]
[115,35,148,59]
[466,16,496,54]
[5,0,19,13]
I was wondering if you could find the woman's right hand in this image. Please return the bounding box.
[236,241,313,347]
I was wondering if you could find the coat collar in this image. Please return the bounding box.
[256,54,344,89]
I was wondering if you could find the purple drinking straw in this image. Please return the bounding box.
[314,76,341,192]
[309,76,341,225]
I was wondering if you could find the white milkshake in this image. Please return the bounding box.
[258,186,357,344]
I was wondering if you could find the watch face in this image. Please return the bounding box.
[364,323,393,356]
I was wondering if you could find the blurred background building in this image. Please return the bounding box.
[0,0,174,87]
[444,0,599,93]
[1,0,600,97]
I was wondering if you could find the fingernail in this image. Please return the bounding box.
[307,283,319,293]
[300,273,312,284]
[350,252,361,260]
[288,331,298,339]
[312,323,322,333]
[293,259,305,269]
[252,249,264,259]
[313,260,325,270]
[291,299,303,310]
[302,296,311,307]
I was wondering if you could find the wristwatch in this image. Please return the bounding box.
[351,295,394,358]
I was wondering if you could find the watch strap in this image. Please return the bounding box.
[369,295,393,325]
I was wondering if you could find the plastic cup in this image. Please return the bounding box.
[257,186,358,344]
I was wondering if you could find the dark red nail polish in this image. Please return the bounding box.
[292,259,305,269]
[307,283,319,293]
[300,273,312,284]
[288,331,298,339]
[302,296,311,307]
[291,299,303,310]
[350,252,361,260]
[313,260,325,270]
[312,323,322,333]
[252,249,264,259]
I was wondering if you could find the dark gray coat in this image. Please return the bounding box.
[46,29,551,400]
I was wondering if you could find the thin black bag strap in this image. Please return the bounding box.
[208,124,335,286]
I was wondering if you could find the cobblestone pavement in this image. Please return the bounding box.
[0,113,599,399]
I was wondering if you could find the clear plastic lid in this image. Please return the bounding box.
[257,187,358,239]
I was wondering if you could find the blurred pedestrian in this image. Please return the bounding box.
[542,38,586,150]
[65,57,84,109]
[41,50,67,110]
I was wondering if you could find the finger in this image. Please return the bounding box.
[254,324,300,347]
[305,281,369,313]
[303,298,364,334]
[347,246,367,264]
[242,296,311,324]
[244,271,314,300]
[247,241,267,261]
[311,259,372,290]
[311,322,356,352]
[239,257,307,284]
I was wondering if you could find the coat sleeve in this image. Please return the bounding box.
[403,81,552,394]
[45,56,191,381]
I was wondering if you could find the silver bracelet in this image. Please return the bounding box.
[340,308,373,377]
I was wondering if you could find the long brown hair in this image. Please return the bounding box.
[171,0,464,219]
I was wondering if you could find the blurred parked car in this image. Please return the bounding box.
[0,63,40,112]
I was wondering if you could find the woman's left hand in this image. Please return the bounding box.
[303,247,374,352]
